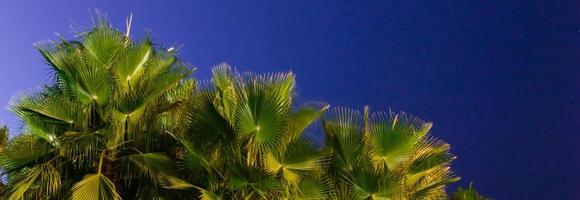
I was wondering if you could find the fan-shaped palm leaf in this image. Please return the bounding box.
[366,112,432,170]
[264,138,327,185]
[236,72,294,165]
[322,107,365,171]
[71,173,121,200]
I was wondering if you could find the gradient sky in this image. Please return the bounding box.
[0,1,579,199]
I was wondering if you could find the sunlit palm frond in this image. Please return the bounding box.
[343,166,404,200]
[322,107,365,171]
[289,176,333,200]
[410,168,459,200]
[0,135,53,173]
[113,40,152,89]
[11,91,79,128]
[407,140,455,176]
[193,185,222,200]
[211,64,240,124]
[287,102,329,141]
[71,173,121,200]
[3,162,62,200]
[1,14,471,199]
[264,138,327,185]
[81,17,127,68]
[143,50,178,81]
[236,72,294,165]
[366,111,432,170]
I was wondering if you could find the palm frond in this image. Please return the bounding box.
[71,173,122,200]
[81,19,127,68]
[264,138,327,185]
[235,72,294,165]
[287,102,329,141]
[289,176,333,200]
[0,135,53,173]
[211,63,240,124]
[366,111,431,170]
[3,162,62,200]
[113,40,152,88]
[322,107,365,171]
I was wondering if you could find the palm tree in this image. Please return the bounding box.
[0,15,472,199]
[166,64,333,199]
[0,16,193,199]
[168,64,459,199]
[321,107,459,199]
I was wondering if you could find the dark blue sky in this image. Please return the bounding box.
[1,1,578,199]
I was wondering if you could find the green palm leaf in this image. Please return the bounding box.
[322,107,365,171]
[236,72,294,165]
[71,173,122,200]
[12,92,79,126]
[211,64,240,124]
[3,163,62,200]
[113,40,152,88]
[81,17,127,68]
[289,177,333,200]
[366,112,432,170]
[0,135,53,173]
[264,138,327,185]
[287,102,329,140]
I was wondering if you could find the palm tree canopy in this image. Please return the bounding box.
[0,15,482,200]
[0,15,193,199]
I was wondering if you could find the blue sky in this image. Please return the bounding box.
[0,1,579,199]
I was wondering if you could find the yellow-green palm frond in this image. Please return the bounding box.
[11,91,81,133]
[0,135,53,173]
[365,111,432,170]
[288,176,334,200]
[211,63,241,124]
[287,102,329,141]
[112,40,152,89]
[81,16,127,68]
[264,138,328,185]
[322,107,366,171]
[235,72,294,165]
[342,166,404,200]
[71,173,121,200]
[2,162,62,200]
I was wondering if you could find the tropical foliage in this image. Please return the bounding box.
[0,16,485,199]
[450,184,491,200]
[0,16,193,199]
